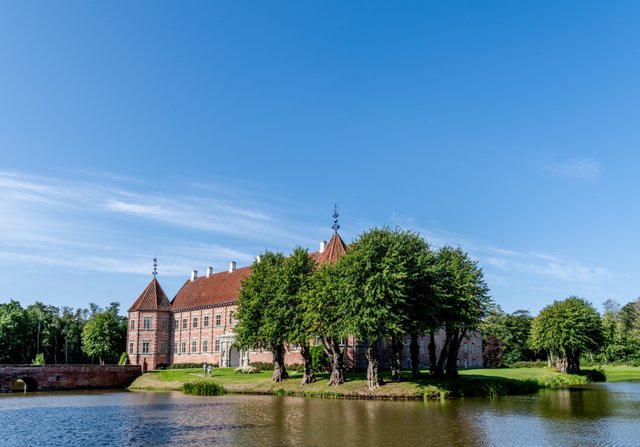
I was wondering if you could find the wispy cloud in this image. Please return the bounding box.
[547,157,601,181]
[0,171,326,278]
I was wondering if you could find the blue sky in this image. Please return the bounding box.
[1,1,640,315]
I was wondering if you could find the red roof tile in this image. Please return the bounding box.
[317,232,347,264]
[128,277,172,312]
[171,266,253,311]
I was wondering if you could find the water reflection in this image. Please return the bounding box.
[0,383,639,446]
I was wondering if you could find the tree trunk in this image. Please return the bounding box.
[428,331,439,376]
[365,339,383,389]
[445,329,464,378]
[300,343,315,385]
[410,333,420,379]
[272,344,289,382]
[556,350,580,374]
[322,337,345,386]
[390,335,404,382]
[436,327,453,377]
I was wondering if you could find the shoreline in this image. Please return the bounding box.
[127,366,638,400]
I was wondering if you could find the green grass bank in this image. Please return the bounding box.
[128,365,640,400]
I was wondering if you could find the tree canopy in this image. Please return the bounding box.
[530,296,603,373]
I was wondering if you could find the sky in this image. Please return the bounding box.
[1,1,640,315]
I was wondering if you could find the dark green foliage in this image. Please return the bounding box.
[481,306,536,365]
[530,296,603,374]
[169,363,215,369]
[310,345,329,372]
[182,380,225,396]
[82,307,127,364]
[508,361,548,368]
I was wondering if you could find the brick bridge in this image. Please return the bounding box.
[0,365,142,393]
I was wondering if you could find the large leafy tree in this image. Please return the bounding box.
[530,296,603,374]
[303,261,351,386]
[429,246,490,378]
[281,246,317,385]
[341,227,433,388]
[81,306,126,364]
[235,251,290,382]
[0,300,34,363]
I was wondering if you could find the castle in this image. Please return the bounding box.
[127,229,483,371]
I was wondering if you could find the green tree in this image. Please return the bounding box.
[341,227,432,388]
[429,246,490,378]
[481,306,535,366]
[81,310,124,364]
[530,296,603,374]
[0,300,34,363]
[282,246,317,385]
[303,261,351,385]
[235,251,290,382]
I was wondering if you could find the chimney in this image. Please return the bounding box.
[191,269,198,282]
[229,261,236,273]
[319,240,327,253]
[255,255,261,263]
[206,266,213,277]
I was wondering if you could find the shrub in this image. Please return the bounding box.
[118,352,129,365]
[509,361,548,368]
[182,380,225,396]
[250,362,274,371]
[170,363,218,369]
[31,353,45,365]
[234,365,261,374]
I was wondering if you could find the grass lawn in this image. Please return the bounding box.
[129,365,640,399]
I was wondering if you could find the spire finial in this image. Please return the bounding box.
[332,204,340,233]
[152,255,158,278]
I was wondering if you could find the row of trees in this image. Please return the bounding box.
[235,227,490,389]
[482,296,640,374]
[0,300,127,365]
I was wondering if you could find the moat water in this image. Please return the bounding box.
[1,382,639,446]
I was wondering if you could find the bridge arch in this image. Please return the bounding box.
[13,377,38,392]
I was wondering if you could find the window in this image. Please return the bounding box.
[143,317,152,330]
[181,341,187,353]
[160,342,167,354]
[215,314,221,326]
[204,315,210,327]
[193,317,198,328]
[463,343,468,353]
[130,319,135,330]
[182,318,188,329]
[215,339,221,352]
[175,318,178,328]
[192,340,197,353]
[173,342,178,354]
[162,320,168,332]
[129,342,134,353]
[202,340,208,353]
[228,311,234,324]
[142,341,150,354]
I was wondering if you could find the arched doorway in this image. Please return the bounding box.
[229,346,240,368]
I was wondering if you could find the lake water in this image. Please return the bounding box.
[1,382,639,446]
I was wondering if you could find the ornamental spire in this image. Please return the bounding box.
[332,204,340,233]
[152,255,158,278]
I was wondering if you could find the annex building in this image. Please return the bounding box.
[127,229,483,371]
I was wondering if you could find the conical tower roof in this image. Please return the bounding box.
[317,231,347,264]
[128,277,172,312]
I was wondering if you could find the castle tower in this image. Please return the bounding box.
[127,274,172,370]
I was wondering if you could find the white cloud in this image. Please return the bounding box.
[547,157,601,181]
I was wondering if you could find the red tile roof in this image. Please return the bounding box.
[317,232,347,264]
[171,266,253,311]
[128,277,172,312]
